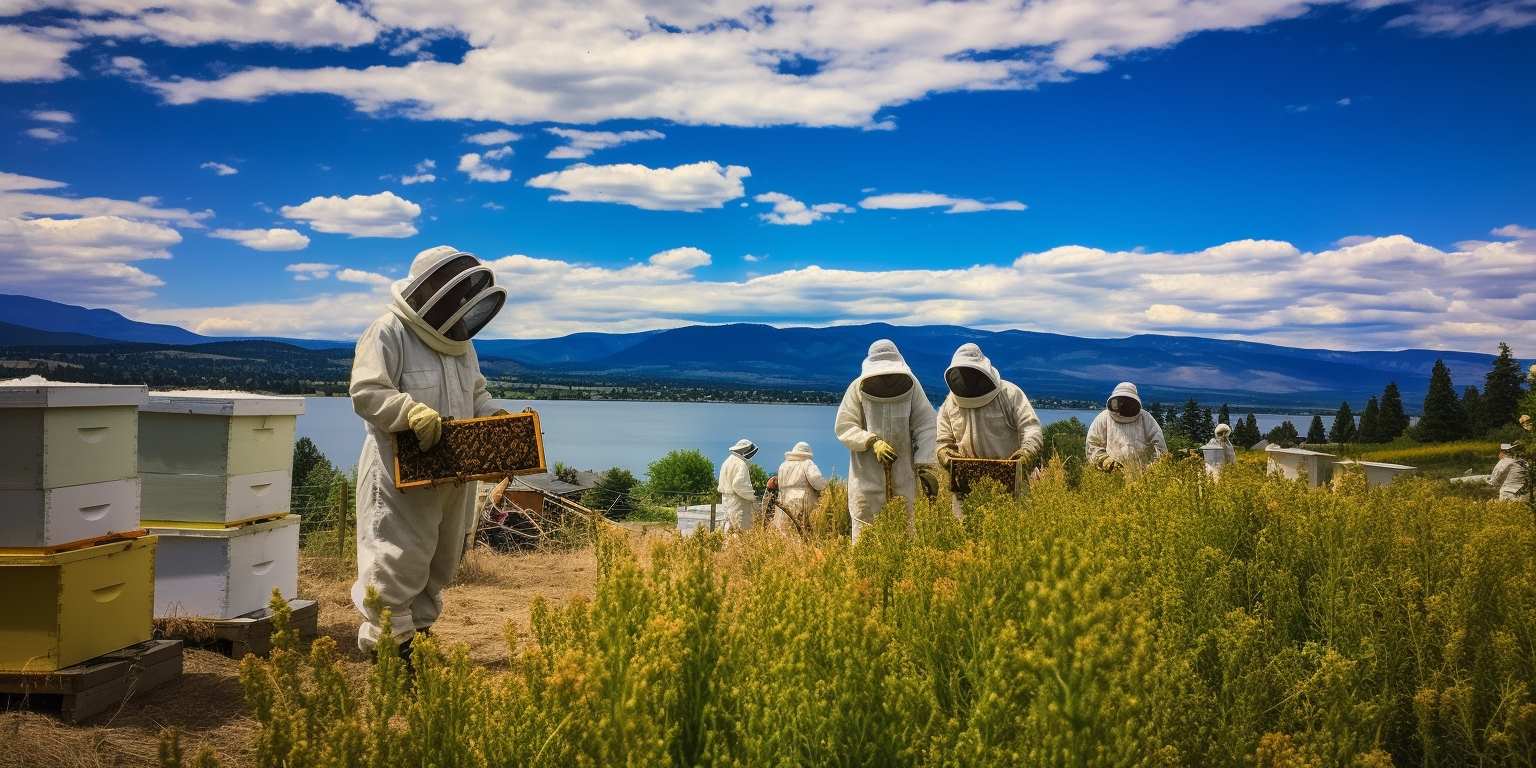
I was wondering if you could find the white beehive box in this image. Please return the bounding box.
[138,391,303,525]
[1200,440,1236,477]
[1266,446,1338,487]
[1334,460,1417,487]
[0,378,145,492]
[0,478,141,551]
[146,515,300,619]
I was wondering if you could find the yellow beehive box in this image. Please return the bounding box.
[0,536,156,672]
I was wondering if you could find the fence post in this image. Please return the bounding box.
[335,475,347,562]
[708,493,717,533]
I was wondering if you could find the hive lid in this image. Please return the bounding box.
[0,376,148,409]
[1265,445,1337,458]
[0,535,156,565]
[144,514,299,538]
[141,390,306,416]
[1335,459,1416,471]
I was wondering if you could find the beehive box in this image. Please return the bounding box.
[0,378,145,491]
[141,469,290,526]
[1334,459,1417,487]
[0,478,142,551]
[139,391,304,476]
[949,457,1024,496]
[0,536,156,672]
[146,515,299,619]
[1266,446,1338,487]
[394,410,546,490]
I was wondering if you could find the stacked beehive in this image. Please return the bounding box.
[0,378,159,672]
[138,391,306,619]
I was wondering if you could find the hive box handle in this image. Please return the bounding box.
[249,482,273,496]
[91,582,126,603]
[76,425,110,444]
[78,503,112,521]
[251,560,275,576]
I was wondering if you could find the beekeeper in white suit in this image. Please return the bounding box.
[775,441,828,533]
[1085,381,1167,472]
[718,439,758,531]
[836,339,939,540]
[350,246,507,661]
[1489,443,1528,501]
[936,343,1043,513]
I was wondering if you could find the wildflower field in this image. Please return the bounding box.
[166,458,1535,767]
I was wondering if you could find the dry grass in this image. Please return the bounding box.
[0,544,603,768]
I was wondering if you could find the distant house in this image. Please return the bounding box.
[504,470,598,508]
[1250,439,1270,451]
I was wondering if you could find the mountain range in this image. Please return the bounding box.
[0,294,1514,410]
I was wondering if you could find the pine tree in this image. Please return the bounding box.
[1359,397,1382,443]
[1417,360,1465,442]
[1379,382,1410,440]
[1306,415,1328,444]
[1329,401,1357,443]
[1266,420,1299,447]
[1179,399,1204,443]
[1200,408,1215,443]
[1218,403,1231,429]
[1482,342,1525,431]
[1146,401,1165,426]
[1461,386,1484,437]
[1244,412,1260,446]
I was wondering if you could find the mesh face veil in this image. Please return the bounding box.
[400,251,507,341]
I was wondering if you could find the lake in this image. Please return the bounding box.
[298,397,1309,478]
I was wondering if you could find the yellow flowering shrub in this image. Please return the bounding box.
[166,456,1536,767]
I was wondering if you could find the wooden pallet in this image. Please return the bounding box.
[0,640,183,723]
[157,598,319,659]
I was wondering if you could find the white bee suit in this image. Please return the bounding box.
[1489,456,1528,501]
[350,246,503,652]
[1085,381,1167,472]
[717,440,758,531]
[936,345,1043,463]
[775,442,827,531]
[835,340,937,540]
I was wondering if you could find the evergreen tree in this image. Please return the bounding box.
[1461,386,1484,436]
[1266,420,1300,447]
[1379,382,1409,440]
[1329,401,1357,443]
[1218,403,1231,429]
[583,467,640,520]
[1359,396,1382,443]
[1201,408,1215,443]
[1244,412,1260,446]
[1146,401,1165,426]
[1417,360,1465,442]
[1179,399,1204,443]
[1306,415,1328,444]
[1482,342,1525,431]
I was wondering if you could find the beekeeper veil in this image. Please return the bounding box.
[391,246,506,354]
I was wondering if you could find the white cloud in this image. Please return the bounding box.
[24,127,69,142]
[29,110,74,124]
[67,0,379,47]
[1336,97,1352,106]
[0,26,76,82]
[0,215,179,303]
[285,262,338,281]
[398,158,436,184]
[754,191,853,225]
[859,192,1026,214]
[458,152,511,182]
[483,145,512,160]
[210,227,310,251]
[466,129,520,146]
[280,191,421,238]
[336,268,392,285]
[546,128,665,159]
[134,229,1536,350]
[1491,223,1536,240]
[200,161,238,176]
[482,201,505,211]
[107,55,147,77]
[527,161,750,211]
[743,253,762,263]
[1374,0,1536,34]
[0,170,210,226]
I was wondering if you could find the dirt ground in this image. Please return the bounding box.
[0,543,604,768]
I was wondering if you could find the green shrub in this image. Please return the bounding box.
[645,448,717,500]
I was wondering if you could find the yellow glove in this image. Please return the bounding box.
[492,408,510,416]
[916,464,941,497]
[936,445,959,470]
[870,438,898,465]
[1097,455,1121,472]
[1009,447,1038,465]
[407,403,443,451]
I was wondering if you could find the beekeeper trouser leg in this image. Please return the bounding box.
[353,457,474,653]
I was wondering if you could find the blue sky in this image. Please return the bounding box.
[1,0,1533,350]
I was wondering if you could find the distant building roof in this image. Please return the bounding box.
[513,472,594,498]
[1250,439,1270,450]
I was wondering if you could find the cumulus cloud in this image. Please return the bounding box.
[754,191,853,225]
[0,170,211,226]
[458,151,511,182]
[210,227,310,251]
[399,158,436,184]
[527,161,750,211]
[132,228,1536,349]
[29,110,74,123]
[65,0,379,47]
[336,268,392,285]
[466,129,521,146]
[200,161,238,176]
[546,128,665,159]
[106,55,147,77]
[285,262,338,281]
[0,215,179,303]
[280,191,421,237]
[0,26,76,82]
[859,192,1027,214]
[24,127,69,142]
